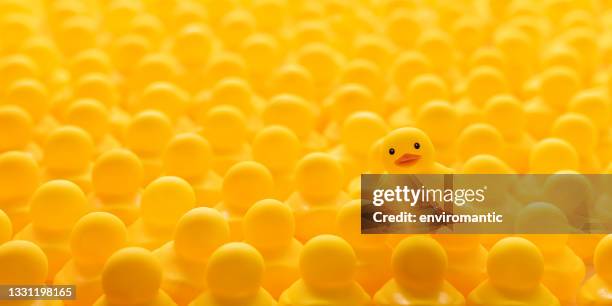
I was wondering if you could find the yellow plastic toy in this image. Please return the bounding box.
[338,59,385,95]
[54,212,128,306]
[323,84,379,143]
[483,95,533,172]
[42,126,94,192]
[516,202,585,305]
[201,52,247,88]
[529,138,580,173]
[279,234,370,306]
[0,209,11,243]
[94,247,176,306]
[243,199,303,298]
[456,123,505,167]
[267,64,315,100]
[414,100,460,166]
[0,105,40,158]
[129,53,180,92]
[68,50,112,80]
[201,105,252,175]
[0,151,39,231]
[551,113,601,173]
[64,99,120,155]
[579,234,612,305]
[91,148,144,225]
[0,54,39,95]
[72,73,119,110]
[0,240,59,306]
[330,112,389,182]
[295,43,342,97]
[457,66,508,127]
[15,180,90,282]
[163,133,222,207]
[125,110,174,184]
[216,161,274,240]
[128,176,196,250]
[468,237,560,306]
[4,78,49,124]
[252,126,302,200]
[287,153,348,242]
[336,200,392,295]
[136,82,190,123]
[380,127,452,174]
[208,78,262,119]
[172,24,212,68]
[538,66,581,111]
[374,236,465,305]
[433,234,487,297]
[241,33,282,89]
[154,207,230,305]
[262,94,325,152]
[389,74,448,127]
[189,242,277,306]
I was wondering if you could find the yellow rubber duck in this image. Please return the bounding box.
[215,161,274,240]
[456,66,509,127]
[128,176,196,250]
[125,110,174,184]
[323,84,379,143]
[241,33,282,91]
[4,78,57,142]
[433,234,487,297]
[207,78,264,129]
[338,59,385,96]
[172,24,212,68]
[330,112,389,183]
[267,64,315,101]
[568,90,612,165]
[15,180,90,282]
[579,234,612,305]
[201,105,252,175]
[529,138,580,173]
[0,105,41,159]
[252,126,302,200]
[54,212,128,306]
[374,236,465,305]
[243,199,303,298]
[516,202,586,305]
[483,95,534,173]
[380,127,453,174]
[551,113,601,173]
[467,237,560,306]
[337,200,392,295]
[279,234,370,306]
[91,148,143,225]
[136,82,190,123]
[415,100,459,166]
[93,247,177,306]
[456,123,505,168]
[154,207,230,305]
[0,209,12,243]
[189,242,277,306]
[461,154,519,249]
[71,73,119,111]
[295,43,342,98]
[286,153,349,242]
[129,53,180,93]
[163,133,222,207]
[0,240,61,306]
[538,66,581,112]
[42,126,94,192]
[64,99,120,155]
[389,74,448,128]
[262,94,326,152]
[0,151,39,232]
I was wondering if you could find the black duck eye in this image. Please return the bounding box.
[414,142,420,149]
[389,148,395,155]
